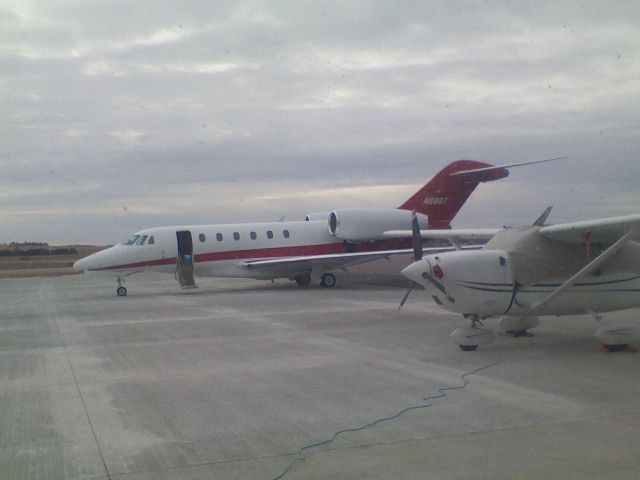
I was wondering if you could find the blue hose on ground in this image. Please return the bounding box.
[271,360,500,480]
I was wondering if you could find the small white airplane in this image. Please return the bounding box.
[74,158,561,296]
[401,209,640,352]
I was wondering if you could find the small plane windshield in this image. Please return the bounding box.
[122,235,140,246]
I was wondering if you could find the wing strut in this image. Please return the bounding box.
[527,229,635,312]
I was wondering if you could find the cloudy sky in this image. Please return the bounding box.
[2,1,639,244]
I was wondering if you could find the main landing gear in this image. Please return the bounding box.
[116,277,127,297]
[320,273,336,288]
[593,322,640,353]
[294,272,337,288]
[295,273,311,287]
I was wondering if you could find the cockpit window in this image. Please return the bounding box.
[148,236,155,245]
[122,235,140,245]
[135,235,148,245]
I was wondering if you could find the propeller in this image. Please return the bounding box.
[399,211,423,310]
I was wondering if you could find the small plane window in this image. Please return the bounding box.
[122,235,140,246]
[233,232,240,241]
[148,236,155,245]
[250,231,257,240]
[283,229,290,239]
[199,233,206,242]
[216,233,223,241]
[135,235,148,245]
[267,230,273,239]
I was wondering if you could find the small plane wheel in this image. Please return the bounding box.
[295,273,311,287]
[320,273,336,288]
[117,286,127,297]
[459,344,478,352]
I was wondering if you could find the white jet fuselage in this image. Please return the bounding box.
[74,220,355,278]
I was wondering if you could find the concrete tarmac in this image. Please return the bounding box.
[1,273,639,479]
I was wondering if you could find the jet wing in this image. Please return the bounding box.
[240,246,476,277]
[382,228,500,241]
[539,213,640,244]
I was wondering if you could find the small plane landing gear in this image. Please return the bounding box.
[320,273,336,288]
[598,344,638,354]
[451,315,495,351]
[295,273,311,287]
[459,344,479,352]
[593,320,640,353]
[506,330,535,338]
[116,277,127,296]
[499,316,539,338]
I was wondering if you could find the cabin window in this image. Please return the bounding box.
[267,230,273,239]
[250,231,257,240]
[216,233,223,241]
[148,236,155,245]
[135,235,148,245]
[199,233,206,242]
[233,232,240,241]
[283,229,290,239]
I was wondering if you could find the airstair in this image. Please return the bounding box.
[176,255,197,288]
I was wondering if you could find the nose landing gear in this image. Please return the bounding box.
[116,277,127,296]
[451,315,495,351]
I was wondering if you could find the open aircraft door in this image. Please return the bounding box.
[176,230,197,288]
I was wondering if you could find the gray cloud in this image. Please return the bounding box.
[1,1,639,243]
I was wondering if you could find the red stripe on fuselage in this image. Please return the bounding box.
[93,257,178,271]
[91,238,414,272]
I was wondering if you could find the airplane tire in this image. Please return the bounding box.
[320,273,336,288]
[459,344,478,351]
[117,286,127,296]
[295,273,311,287]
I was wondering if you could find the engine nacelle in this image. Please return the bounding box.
[499,316,540,332]
[327,208,428,241]
[425,249,514,316]
[305,212,329,221]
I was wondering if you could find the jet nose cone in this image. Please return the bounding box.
[401,260,427,285]
[73,258,87,272]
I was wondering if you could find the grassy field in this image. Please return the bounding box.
[0,245,106,278]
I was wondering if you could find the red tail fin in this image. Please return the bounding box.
[399,160,509,229]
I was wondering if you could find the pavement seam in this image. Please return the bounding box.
[51,307,113,480]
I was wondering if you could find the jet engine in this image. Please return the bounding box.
[327,208,428,242]
[305,212,330,221]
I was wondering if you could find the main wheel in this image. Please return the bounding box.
[459,344,478,351]
[320,273,336,288]
[295,273,311,287]
[117,286,127,296]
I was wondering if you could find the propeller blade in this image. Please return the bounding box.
[398,283,415,310]
[411,210,423,261]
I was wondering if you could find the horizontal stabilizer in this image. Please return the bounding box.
[450,156,568,178]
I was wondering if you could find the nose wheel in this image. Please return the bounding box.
[451,315,495,351]
[116,277,127,296]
